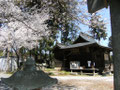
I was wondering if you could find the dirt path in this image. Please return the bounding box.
[0,73,113,90]
[52,76,113,82]
[50,76,113,90]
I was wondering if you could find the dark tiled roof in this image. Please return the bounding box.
[96,43,112,50]
[73,32,96,43]
[79,32,96,42]
[57,44,66,49]
[56,32,112,50]
[57,42,95,49]
[57,42,112,50]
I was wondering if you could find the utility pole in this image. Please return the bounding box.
[109,0,120,90]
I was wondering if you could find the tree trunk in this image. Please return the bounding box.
[110,0,120,90]
[16,55,20,69]
[34,53,38,62]
[29,50,32,57]
[34,48,38,62]
[7,50,10,72]
[12,48,20,69]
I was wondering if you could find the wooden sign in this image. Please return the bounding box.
[87,0,108,13]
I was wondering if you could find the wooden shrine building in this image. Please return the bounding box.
[53,32,112,74]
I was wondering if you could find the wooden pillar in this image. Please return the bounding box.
[108,51,111,71]
[80,70,83,75]
[63,58,66,70]
[110,0,120,89]
[61,51,66,70]
[93,68,95,76]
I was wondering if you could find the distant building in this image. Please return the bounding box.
[53,32,112,74]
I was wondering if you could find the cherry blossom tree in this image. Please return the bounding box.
[0,0,108,71]
[89,13,107,41]
[0,0,50,70]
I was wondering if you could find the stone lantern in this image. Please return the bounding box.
[1,58,58,90]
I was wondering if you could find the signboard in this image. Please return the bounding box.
[70,61,80,70]
[87,0,108,13]
[104,53,109,60]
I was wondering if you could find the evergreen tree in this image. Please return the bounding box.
[5,0,108,69]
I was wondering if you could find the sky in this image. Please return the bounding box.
[98,7,111,46]
[56,1,112,47]
[77,1,112,47]
[81,6,111,47]
[76,0,112,47]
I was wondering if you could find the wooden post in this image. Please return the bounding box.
[80,70,83,75]
[93,67,95,76]
[108,51,111,72]
[109,0,120,89]
[62,51,66,70]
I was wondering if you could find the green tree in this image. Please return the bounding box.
[12,0,108,68]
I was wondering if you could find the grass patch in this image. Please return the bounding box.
[5,71,14,75]
[44,68,55,72]
[59,71,71,75]
[43,68,113,77]
[47,72,55,76]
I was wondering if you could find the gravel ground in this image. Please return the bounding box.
[0,73,113,90]
[50,76,113,90]
[52,76,113,82]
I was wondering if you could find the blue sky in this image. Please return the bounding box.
[78,3,111,47]
[57,4,112,47]
[78,0,111,46]
[98,7,111,46]
[81,7,111,46]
